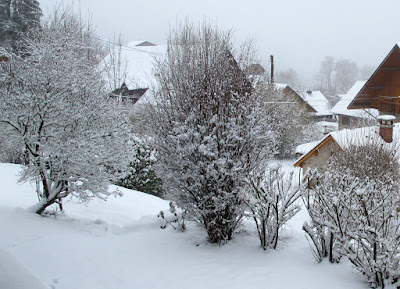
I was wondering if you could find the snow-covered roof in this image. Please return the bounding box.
[294,123,400,167]
[295,140,321,155]
[331,81,378,118]
[297,90,331,116]
[273,82,289,90]
[315,121,338,129]
[102,41,167,90]
[273,83,331,116]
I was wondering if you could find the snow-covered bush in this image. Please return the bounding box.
[302,139,400,288]
[243,166,302,250]
[0,8,131,214]
[149,22,274,244]
[116,137,163,197]
[158,201,186,231]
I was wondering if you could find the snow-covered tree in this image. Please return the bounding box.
[149,22,274,244]
[116,136,163,198]
[302,138,400,288]
[0,8,131,215]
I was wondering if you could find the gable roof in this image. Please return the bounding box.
[294,123,400,168]
[273,83,317,113]
[274,83,331,116]
[348,43,400,110]
[294,134,342,167]
[331,80,378,118]
[102,41,167,91]
[298,90,331,116]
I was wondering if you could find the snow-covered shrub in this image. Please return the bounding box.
[0,8,131,214]
[302,168,354,263]
[158,201,186,231]
[302,139,400,288]
[116,137,163,198]
[149,22,274,244]
[243,166,302,250]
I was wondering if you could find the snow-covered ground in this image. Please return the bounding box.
[0,162,372,289]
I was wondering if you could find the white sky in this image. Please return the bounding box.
[39,0,400,87]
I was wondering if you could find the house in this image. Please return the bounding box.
[294,43,400,172]
[110,83,148,104]
[101,40,167,105]
[274,83,335,123]
[294,115,397,173]
[331,80,378,129]
[348,43,400,118]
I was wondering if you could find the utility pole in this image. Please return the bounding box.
[270,55,274,83]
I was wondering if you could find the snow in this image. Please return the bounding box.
[103,40,167,91]
[295,123,400,168]
[273,82,289,90]
[0,162,372,289]
[298,90,332,116]
[295,140,321,155]
[0,249,50,289]
[331,80,378,118]
[274,83,332,116]
[378,114,396,121]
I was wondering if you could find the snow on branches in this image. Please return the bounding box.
[149,21,275,244]
[243,166,302,250]
[0,8,131,214]
[302,140,400,288]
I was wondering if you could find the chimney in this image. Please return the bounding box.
[378,115,396,143]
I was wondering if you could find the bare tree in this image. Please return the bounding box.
[314,56,336,96]
[275,67,300,88]
[103,34,130,98]
[334,58,359,94]
[360,64,375,80]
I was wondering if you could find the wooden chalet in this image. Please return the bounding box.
[348,43,400,117]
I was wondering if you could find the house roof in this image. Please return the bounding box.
[294,134,342,167]
[348,43,400,110]
[331,80,378,118]
[274,83,331,116]
[297,90,331,116]
[273,83,317,113]
[102,41,167,90]
[294,123,400,168]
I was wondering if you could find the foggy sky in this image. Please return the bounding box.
[39,0,400,87]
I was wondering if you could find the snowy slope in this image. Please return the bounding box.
[0,163,372,289]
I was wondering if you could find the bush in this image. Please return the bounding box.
[302,138,400,288]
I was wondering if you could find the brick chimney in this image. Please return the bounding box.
[378,115,396,143]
